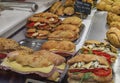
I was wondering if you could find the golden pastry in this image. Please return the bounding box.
[106,27,120,48]
[56,6,65,16]
[111,6,120,14]
[55,24,80,33]
[96,1,106,11]
[0,38,19,52]
[62,16,82,27]
[50,1,62,13]
[110,21,120,30]
[48,30,79,41]
[105,5,112,11]
[64,7,74,16]
[41,40,76,53]
[64,0,75,7]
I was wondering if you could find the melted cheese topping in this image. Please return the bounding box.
[56,63,66,70]
[1,58,54,73]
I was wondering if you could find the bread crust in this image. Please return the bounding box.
[68,54,109,66]
[48,30,79,41]
[62,16,82,27]
[41,40,75,52]
[55,24,79,33]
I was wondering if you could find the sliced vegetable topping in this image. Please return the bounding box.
[0,53,7,59]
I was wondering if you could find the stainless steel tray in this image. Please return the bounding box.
[86,11,120,83]
[16,24,85,51]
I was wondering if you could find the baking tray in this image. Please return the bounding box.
[86,11,120,83]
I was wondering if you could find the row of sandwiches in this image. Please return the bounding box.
[0,38,118,83]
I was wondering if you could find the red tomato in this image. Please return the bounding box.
[0,53,7,59]
[93,68,111,76]
[92,50,111,64]
[27,22,35,27]
[69,68,111,77]
[69,69,94,73]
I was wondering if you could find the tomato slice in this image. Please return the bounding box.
[27,22,35,27]
[69,69,95,73]
[92,50,111,64]
[69,68,111,76]
[0,53,7,59]
[93,68,111,76]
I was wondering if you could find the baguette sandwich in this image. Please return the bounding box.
[67,54,113,83]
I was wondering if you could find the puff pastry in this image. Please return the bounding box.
[106,27,120,48]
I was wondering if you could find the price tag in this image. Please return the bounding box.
[74,0,92,14]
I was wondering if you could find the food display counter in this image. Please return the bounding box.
[0,0,120,83]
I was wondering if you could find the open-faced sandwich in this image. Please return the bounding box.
[67,54,113,83]
[81,40,118,64]
[1,50,66,81]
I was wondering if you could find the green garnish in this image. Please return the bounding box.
[79,72,93,83]
[73,72,79,75]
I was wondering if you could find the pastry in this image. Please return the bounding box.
[106,27,120,48]
[110,21,120,30]
[111,6,120,14]
[56,6,65,16]
[50,1,62,13]
[96,1,106,11]
[62,16,82,27]
[55,24,80,33]
[64,0,75,7]
[0,38,19,52]
[64,7,74,16]
[67,54,113,83]
[105,4,112,11]
[48,30,79,41]
[41,40,76,53]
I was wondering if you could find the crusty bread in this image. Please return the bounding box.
[41,40,75,53]
[68,54,109,66]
